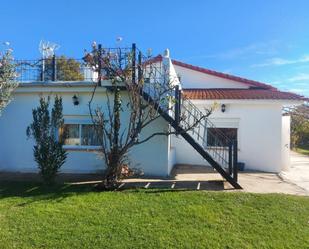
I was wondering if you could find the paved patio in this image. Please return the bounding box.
[280,151,309,193]
[121,164,309,195]
[1,158,308,195]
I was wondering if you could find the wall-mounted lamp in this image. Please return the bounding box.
[221,104,226,113]
[72,95,79,106]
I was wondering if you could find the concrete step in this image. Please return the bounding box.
[170,164,224,182]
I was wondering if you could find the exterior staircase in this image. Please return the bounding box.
[14,43,241,189]
[135,45,242,189]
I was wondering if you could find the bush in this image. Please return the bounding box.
[26,96,67,184]
[290,105,309,148]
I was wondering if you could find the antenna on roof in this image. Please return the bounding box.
[38,40,60,81]
[39,40,60,58]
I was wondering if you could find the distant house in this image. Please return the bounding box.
[0,47,306,188]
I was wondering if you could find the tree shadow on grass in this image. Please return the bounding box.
[0,181,96,203]
[0,179,226,206]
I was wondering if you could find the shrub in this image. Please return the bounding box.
[26,96,67,184]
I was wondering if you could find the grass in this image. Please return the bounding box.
[0,181,308,249]
[295,146,309,156]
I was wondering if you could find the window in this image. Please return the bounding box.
[206,128,237,147]
[81,125,101,146]
[63,124,80,145]
[62,124,101,148]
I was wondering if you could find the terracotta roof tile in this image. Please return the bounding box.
[183,88,307,101]
[146,55,307,101]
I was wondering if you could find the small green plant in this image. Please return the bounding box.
[26,96,67,184]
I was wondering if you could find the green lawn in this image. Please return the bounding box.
[0,182,308,249]
[295,146,309,156]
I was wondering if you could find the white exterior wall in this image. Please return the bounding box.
[0,61,298,175]
[170,63,296,173]
[0,84,171,177]
[174,65,250,89]
[168,135,176,175]
[172,100,286,173]
[281,116,291,171]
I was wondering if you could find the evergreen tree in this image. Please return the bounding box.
[27,96,67,184]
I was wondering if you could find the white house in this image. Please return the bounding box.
[0,49,306,185]
[166,56,305,173]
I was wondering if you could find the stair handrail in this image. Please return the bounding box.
[136,47,238,178]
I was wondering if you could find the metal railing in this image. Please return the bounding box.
[179,96,238,179]
[14,47,132,83]
[136,47,238,181]
[13,44,238,182]
[15,58,88,82]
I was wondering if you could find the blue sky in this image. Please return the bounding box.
[1,0,309,96]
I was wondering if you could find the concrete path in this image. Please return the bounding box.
[281,151,309,193]
[171,164,308,195]
[237,172,308,196]
[1,159,309,195]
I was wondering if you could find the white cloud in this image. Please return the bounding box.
[222,68,233,74]
[252,55,309,67]
[287,73,309,82]
[288,88,305,94]
[268,81,287,88]
[207,41,279,59]
[267,78,308,94]
[294,82,309,87]
[189,41,280,60]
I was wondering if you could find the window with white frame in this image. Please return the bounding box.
[61,123,101,147]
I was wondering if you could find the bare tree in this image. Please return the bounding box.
[83,43,212,190]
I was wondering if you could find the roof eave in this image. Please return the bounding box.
[191,98,306,105]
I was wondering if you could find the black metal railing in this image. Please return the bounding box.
[179,96,238,180]
[135,46,239,183]
[14,47,132,83]
[14,43,239,185]
[15,58,91,82]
